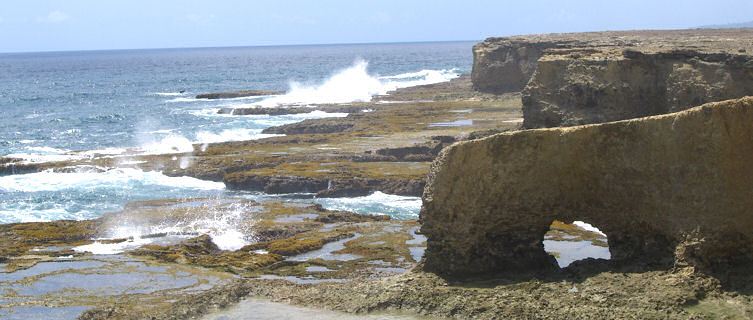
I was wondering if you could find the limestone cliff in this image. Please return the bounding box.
[471,38,563,93]
[420,97,753,277]
[471,29,753,128]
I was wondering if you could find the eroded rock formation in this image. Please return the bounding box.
[471,29,753,128]
[420,97,753,277]
[471,38,559,93]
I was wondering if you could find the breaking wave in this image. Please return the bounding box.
[137,135,195,155]
[0,167,224,193]
[153,92,185,97]
[242,60,458,108]
[74,200,258,254]
[0,168,226,224]
[312,191,422,220]
[194,129,280,144]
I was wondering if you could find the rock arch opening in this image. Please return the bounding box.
[420,98,753,278]
[543,221,611,268]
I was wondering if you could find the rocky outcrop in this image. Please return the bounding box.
[374,136,456,161]
[471,38,564,93]
[262,117,356,135]
[420,97,753,278]
[196,90,284,99]
[471,29,753,128]
[0,160,45,176]
[223,173,425,197]
[317,178,425,197]
[523,46,753,128]
[470,31,643,94]
[223,174,329,194]
[261,114,368,135]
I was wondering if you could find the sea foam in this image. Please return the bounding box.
[0,167,225,193]
[73,237,154,255]
[153,92,185,97]
[313,191,421,220]
[0,167,226,224]
[75,200,257,254]
[166,97,202,103]
[2,109,349,166]
[137,134,195,155]
[194,128,280,144]
[3,152,82,164]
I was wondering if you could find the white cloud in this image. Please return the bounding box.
[37,10,71,23]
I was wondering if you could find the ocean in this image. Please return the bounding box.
[0,41,474,225]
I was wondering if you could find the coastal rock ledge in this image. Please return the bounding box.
[420,96,753,278]
[471,29,753,128]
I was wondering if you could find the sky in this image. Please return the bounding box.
[1,0,752,53]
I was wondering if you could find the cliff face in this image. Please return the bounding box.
[523,48,753,128]
[420,97,753,277]
[471,39,561,93]
[471,29,753,128]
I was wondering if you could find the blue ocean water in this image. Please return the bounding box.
[0,42,474,224]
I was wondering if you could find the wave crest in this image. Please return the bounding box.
[0,167,224,193]
[243,60,458,108]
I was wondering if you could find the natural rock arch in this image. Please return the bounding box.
[419,97,753,278]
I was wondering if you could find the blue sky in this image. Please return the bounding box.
[1,0,752,52]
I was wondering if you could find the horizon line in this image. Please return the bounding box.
[0,39,480,55]
[6,24,749,55]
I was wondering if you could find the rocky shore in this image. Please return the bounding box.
[0,74,521,198]
[0,198,426,319]
[2,28,753,319]
[0,71,526,319]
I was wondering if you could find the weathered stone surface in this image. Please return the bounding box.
[420,97,753,278]
[223,172,425,197]
[471,38,564,93]
[222,174,329,194]
[261,117,356,134]
[374,136,456,161]
[523,47,753,128]
[0,160,46,176]
[470,31,653,94]
[471,29,753,128]
[316,177,425,197]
